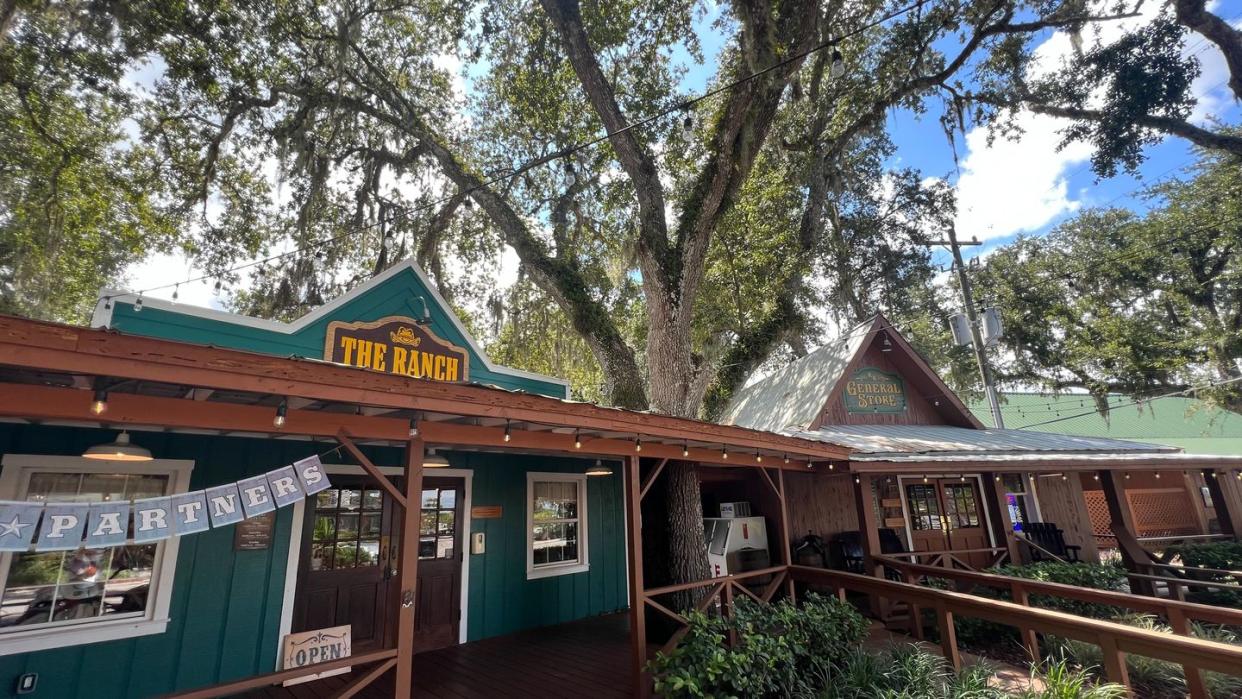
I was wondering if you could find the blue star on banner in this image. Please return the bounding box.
[0,501,44,552]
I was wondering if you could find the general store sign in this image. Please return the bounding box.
[324,315,469,382]
[843,367,907,413]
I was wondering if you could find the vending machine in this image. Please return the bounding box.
[702,516,770,578]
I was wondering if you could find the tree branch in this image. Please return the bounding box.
[1024,101,1242,158]
[1174,0,1242,101]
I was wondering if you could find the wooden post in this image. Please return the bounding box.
[1098,635,1130,692]
[777,467,796,602]
[934,602,961,670]
[1204,469,1242,540]
[852,475,885,616]
[393,437,424,698]
[1100,470,1153,596]
[1167,607,1209,699]
[1009,581,1040,662]
[625,455,648,697]
[982,472,1021,565]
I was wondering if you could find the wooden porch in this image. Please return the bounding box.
[241,613,633,699]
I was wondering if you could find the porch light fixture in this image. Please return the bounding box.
[1154,471,1161,480]
[1093,473,1100,481]
[83,431,152,462]
[721,445,728,460]
[854,475,861,484]
[783,454,790,464]
[755,452,762,463]
[959,474,966,482]
[574,430,582,449]
[273,399,287,428]
[504,419,511,442]
[634,437,642,452]
[90,390,108,416]
[880,332,893,352]
[1208,471,1217,479]
[994,475,1001,482]
[682,442,689,457]
[827,462,834,470]
[1125,472,1131,480]
[586,460,613,477]
[923,475,929,483]
[424,449,450,468]
[1235,471,1241,480]
[1061,474,1068,482]
[408,416,420,438]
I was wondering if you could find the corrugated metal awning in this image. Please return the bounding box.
[787,424,1178,456]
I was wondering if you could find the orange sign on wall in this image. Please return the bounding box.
[324,316,469,382]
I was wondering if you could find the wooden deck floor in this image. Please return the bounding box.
[244,613,634,698]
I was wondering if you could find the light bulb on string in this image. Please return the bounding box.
[564,161,576,186]
[504,419,511,442]
[682,442,689,458]
[682,114,694,137]
[134,295,144,312]
[172,284,179,303]
[829,49,846,78]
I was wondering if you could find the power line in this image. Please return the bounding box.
[1015,377,1242,429]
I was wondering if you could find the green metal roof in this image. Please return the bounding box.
[970,393,1242,455]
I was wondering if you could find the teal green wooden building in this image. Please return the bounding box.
[0,261,629,697]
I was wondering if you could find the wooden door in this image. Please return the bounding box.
[412,477,463,653]
[903,479,992,569]
[940,479,991,569]
[294,479,396,653]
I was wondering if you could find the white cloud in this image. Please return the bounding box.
[952,2,1236,241]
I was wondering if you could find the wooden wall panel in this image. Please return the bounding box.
[819,344,958,427]
[1034,474,1100,562]
[784,471,859,545]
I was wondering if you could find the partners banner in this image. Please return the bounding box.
[0,455,331,552]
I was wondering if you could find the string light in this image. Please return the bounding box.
[134,295,143,312]
[574,430,582,449]
[408,417,419,438]
[755,452,762,463]
[783,454,790,464]
[172,284,179,302]
[682,114,694,137]
[829,49,846,78]
[682,441,689,457]
[91,390,108,416]
[503,419,511,442]
[721,445,728,460]
[273,399,287,428]
[635,437,642,452]
[1154,471,1161,480]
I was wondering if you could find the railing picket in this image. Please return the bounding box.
[902,569,924,641]
[1166,607,1209,699]
[1098,635,1131,692]
[934,602,961,670]
[1009,581,1041,662]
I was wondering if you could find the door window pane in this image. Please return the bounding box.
[905,484,942,531]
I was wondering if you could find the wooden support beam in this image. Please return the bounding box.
[625,455,648,697]
[330,658,397,699]
[777,467,795,602]
[337,430,407,510]
[852,475,885,617]
[393,438,424,698]
[982,472,1022,565]
[1100,470,1153,596]
[639,458,669,501]
[0,384,827,469]
[1204,469,1242,540]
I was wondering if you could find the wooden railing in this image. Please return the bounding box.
[872,555,1242,698]
[881,547,1009,571]
[642,566,790,655]
[166,648,398,699]
[789,564,1242,699]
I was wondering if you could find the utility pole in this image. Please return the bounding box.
[926,225,1005,429]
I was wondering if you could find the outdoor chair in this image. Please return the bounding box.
[1023,522,1082,562]
[831,529,908,580]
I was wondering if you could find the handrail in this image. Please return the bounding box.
[165,648,398,698]
[789,564,1242,693]
[643,565,786,598]
[873,555,1242,628]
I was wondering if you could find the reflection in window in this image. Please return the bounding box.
[311,487,384,570]
[0,472,168,631]
[418,487,457,560]
[943,484,981,528]
[530,479,583,569]
[905,484,941,531]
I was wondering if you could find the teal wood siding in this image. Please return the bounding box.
[102,266,566,397]
[453,453,629,641]
[0,424,318,699]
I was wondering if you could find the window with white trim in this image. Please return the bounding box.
[0,455,192,654]
[527,473,588,579]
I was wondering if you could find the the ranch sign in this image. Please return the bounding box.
[843,367,907,414]
[324,316,469,382]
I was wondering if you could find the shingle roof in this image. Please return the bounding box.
[719,317,874,432]
[786,424,1177,457]
[971,393,1242,455]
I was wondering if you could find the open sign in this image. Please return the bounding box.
[281,625,352,686]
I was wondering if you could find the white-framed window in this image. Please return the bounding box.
[526,473,589,579]
[0,454,193,655]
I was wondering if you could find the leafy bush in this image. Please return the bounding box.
[991,561,1128,619]
[649,592,867,698]
[1020,658,1128,699]
[820,644,1003,699]
[1165,541,1242,609]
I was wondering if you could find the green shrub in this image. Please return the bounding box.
[1020,658,1127,699]
[1047,617,1196,699]
[1166,541,1242,609]
[649,592,867,698]
[820,643,1003,699]
[991,562,1128,619]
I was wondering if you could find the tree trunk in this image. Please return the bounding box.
[664,461,711,611]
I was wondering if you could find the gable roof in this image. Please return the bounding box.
[720,314,981,431]
[90,258,570,397]
[971,393,1242,455]
[718,317,873,432]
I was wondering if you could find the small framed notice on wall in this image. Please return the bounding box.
[234,511,276,550]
